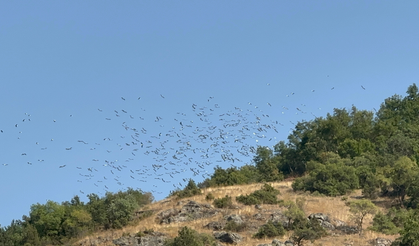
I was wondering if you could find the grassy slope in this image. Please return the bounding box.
[76,180,398,246]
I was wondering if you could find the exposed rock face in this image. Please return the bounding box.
[158,200,219,224]
[336,225,360,235]
[113,236,132,246]
[308,213,335,230]
[225,214,244,225]
[257,239,287,246]
[283,240,294,246]
[113,231,168,246]
[254,213,265,220]
[308,213,359,234]
[374,237,392,246]
[78,235,113,246]
[272,239,286,246]
[270,212,290,228]
[205,221,224,230]
[213,231,243,244]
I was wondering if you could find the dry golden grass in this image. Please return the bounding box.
[75,181,398,246]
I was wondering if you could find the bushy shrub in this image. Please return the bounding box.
[253,221,285,238]
[370,208,413,235]
[291,218,327,246]
[224,220,247,232]
[164,226,217,246]
[205,193,214,201]
[136,228,154,237]
[213,195,233,209]
[236,184,280,205]
[369,212,399,235]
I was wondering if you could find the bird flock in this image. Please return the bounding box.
[0,83,368,197]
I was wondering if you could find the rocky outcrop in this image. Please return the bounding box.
[308,213,335,230]
[113,231,168,246]
[157,200,219,224]
[256,239,293,246]
[225,214,244,225]
[308,213,359,234]
[213,231,243,244]
[253,213,266,220]
[270,211,290,228]
[374,238,392,246]
[205,221,224,230]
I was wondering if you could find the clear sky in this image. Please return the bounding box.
[1,1,418,226]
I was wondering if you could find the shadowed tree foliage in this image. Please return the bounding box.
[292,154,359,196]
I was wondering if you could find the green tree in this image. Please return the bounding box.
[291,217,326,246]
[171,179,202,199]
[86,193,107,229]
[28,201,65,242]
[104,191,140,229]
[21,224,41,246]
[0,220,25,246]
[395,210,419,246]
[347,199,377,234]
[386,156,419,207]
[254,147,283,182]
[281,201,306,229]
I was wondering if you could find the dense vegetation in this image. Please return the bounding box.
[0,188,153,246]
[196,84,419,244]
[3,84,419,245]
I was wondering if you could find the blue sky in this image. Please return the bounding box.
[1,1,418,226]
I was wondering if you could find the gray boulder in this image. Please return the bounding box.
[225,214,244,225]
[284,240,294,246]
[336,225,360,234]
[308,213,329,222]
[272,239,286,246]
[113,231,168,246]
[374,238,392,246]
[205,221,224,230]
[136,232,168,246]
[213,231,243,244]
[270,212,290,228]
[308,213,335,230]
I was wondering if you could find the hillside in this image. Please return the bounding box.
[76,181,397,246]
[3,84,419,246]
